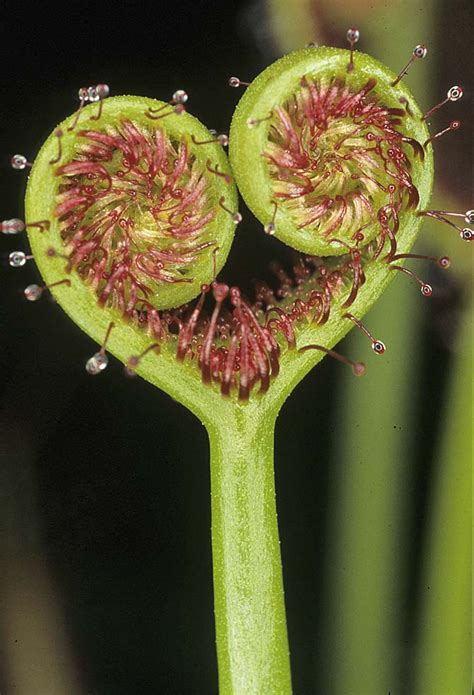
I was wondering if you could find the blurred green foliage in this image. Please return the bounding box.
[269,1,472,693]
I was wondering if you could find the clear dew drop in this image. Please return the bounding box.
[465,210,474,224]
[87,86,100,102]
[371,340,386,355]
[2,218,25,234]
[96,83,110,99]
[9,251,27,267]
[11,154,28,170]
[461,228,473,241]
[447,85,463,101]
[85,352,109,375]
[413,44,427,59]
[228,76,240,88]
[346,28,360,43]
[264,222,275,235]
[232,212,242,224]
[172,89,188,104]
[24,284,43,301]
[421,283,433,297]
[217,134,229,146]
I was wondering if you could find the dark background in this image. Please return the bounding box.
[0,1,471,694]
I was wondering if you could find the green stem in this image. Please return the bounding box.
[207,406,292,695]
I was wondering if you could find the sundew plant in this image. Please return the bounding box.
[1,4,471,695]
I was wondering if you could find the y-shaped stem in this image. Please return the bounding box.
[207,405,292,694]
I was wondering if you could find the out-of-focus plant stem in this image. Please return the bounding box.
[319,275,422,694]
[413,309,471,695]
[316,3,439,690]
[265,2,464,694]
[267,0,322,53]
